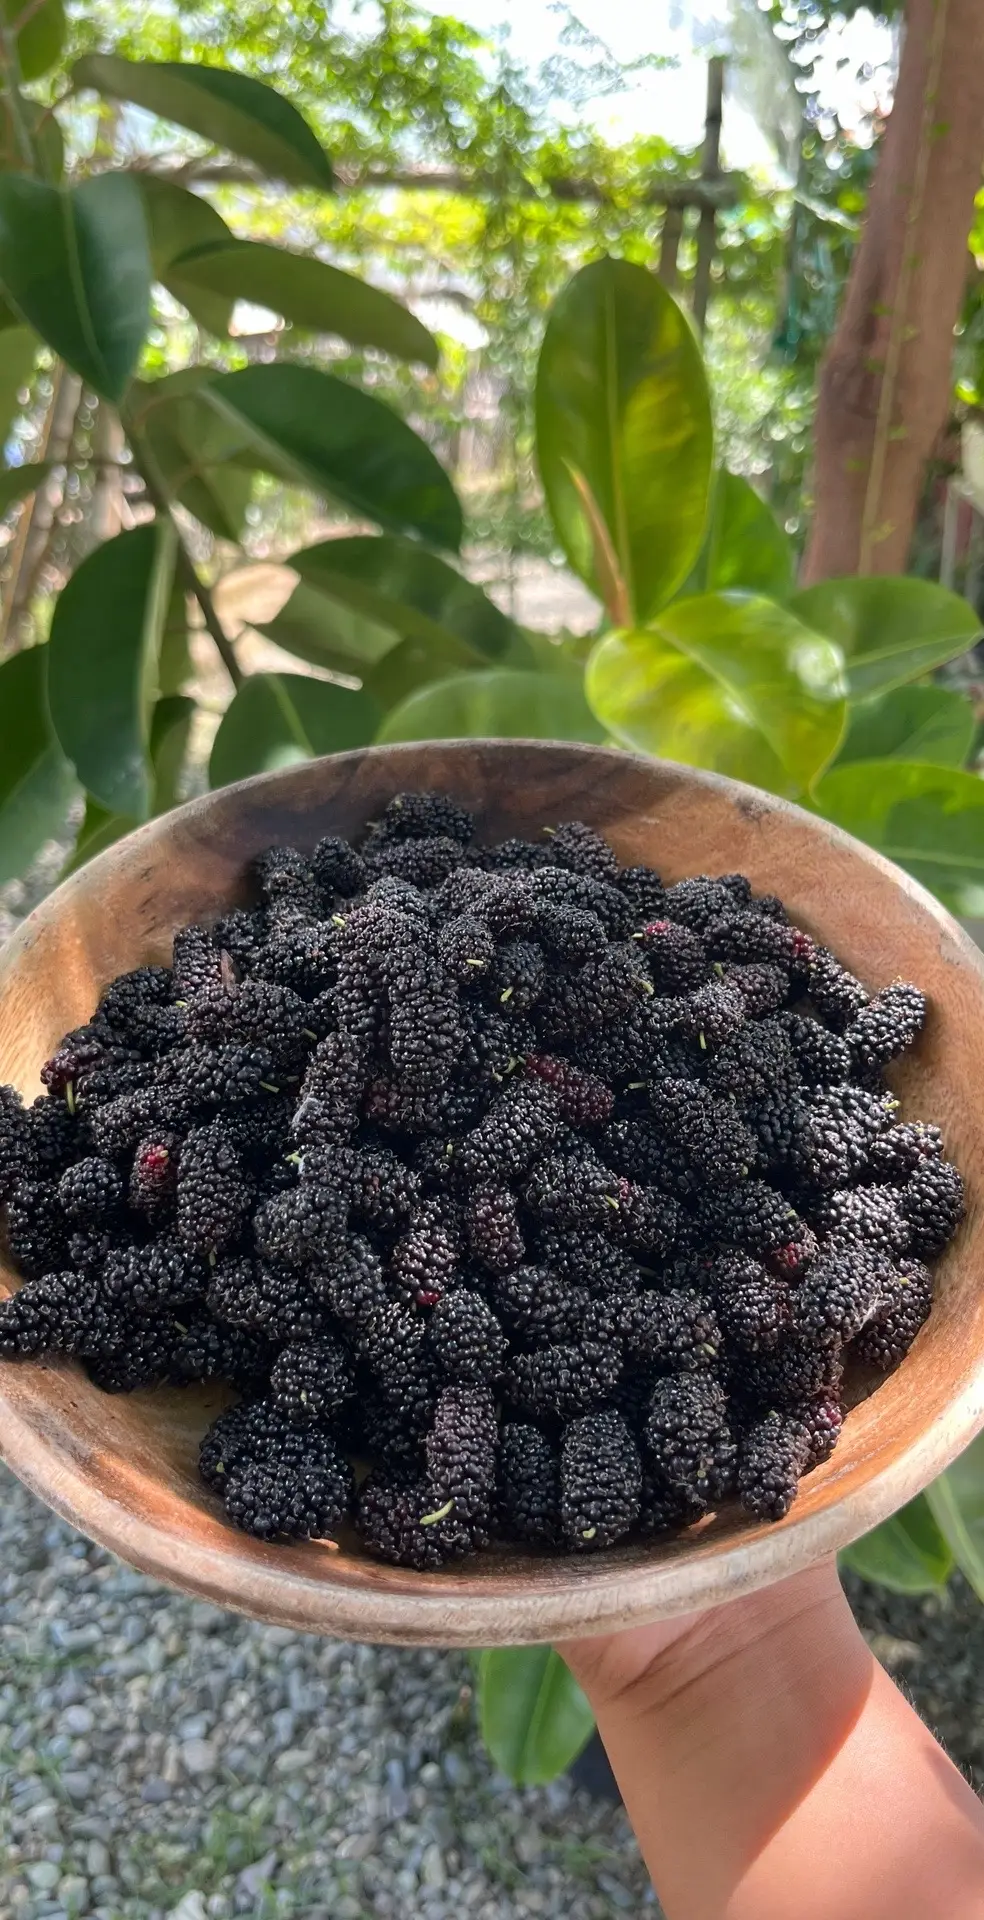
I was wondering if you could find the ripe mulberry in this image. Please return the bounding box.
[176,1123,251,1257]
[738,1411,811,1520]
[847,982,926,1071]
[560,1409,642,1550]
[427,1289,507,1386]
[497,1423,561,1545]
[851,1258,933,1369]
[900,1157,964,1257]
[645,1374,735,1507]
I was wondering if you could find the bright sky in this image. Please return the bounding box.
[451,0,897,178]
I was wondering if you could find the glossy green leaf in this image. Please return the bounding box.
[137,176,235,335]
[203,365,462,550]
[172,240,438,367]
[149,693,195,813]
[0,97,64,182]
[210,672,381,788]
[0,172,150,403]
[476,1649,595,1787]
[133,376,252,540]
[683,471,794,601]
[840,1494,953,1594]
[790,577,981,700]
[0,327,38,447]
[0,460,49,513]
[377,668,605,744]
[926,1434,984,1602]
[535,256,712,624]
[586,591,846,799]
[0,646,76,886]
[814,759,984,910]
[289,536,522,664]
[257,579,402,678]
[5,0,65,83]
[48,521,176,817]
[74,56,334,193]
[62,694,196,876]
[835,685,975,770]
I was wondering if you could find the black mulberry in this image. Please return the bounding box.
[560,1409,642,1550]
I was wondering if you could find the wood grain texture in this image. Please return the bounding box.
[2,742,984,1647]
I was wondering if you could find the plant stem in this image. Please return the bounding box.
[123,408,244,692]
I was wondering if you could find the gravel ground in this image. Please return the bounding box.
[2,1464,984,1920]
[0,1464,659,1920]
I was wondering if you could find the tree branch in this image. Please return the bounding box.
[157,158,743,211]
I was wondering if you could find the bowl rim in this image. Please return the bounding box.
[2,738,984,1645]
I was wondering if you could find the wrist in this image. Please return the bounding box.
[562,1561,870,1743]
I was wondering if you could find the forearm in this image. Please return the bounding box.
[562,1565,984,1920]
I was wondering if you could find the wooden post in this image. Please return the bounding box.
[658,206,683,290]
[692,57,724,333]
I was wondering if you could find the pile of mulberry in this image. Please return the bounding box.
[0,792,963,1560]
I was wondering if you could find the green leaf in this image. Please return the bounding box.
[377,668,605,744]
[683,471,794,601]
[790,577,981,700]
[149,693,195,813]
[0,172,150,403]
[48,521,176,817]
[535,256,712,624]
[586,591,846,799]
[926,1435,984,1602]
[0,97,64,182]
[61,693,196,877]
[203,365,462,550]
[0,646,76,886]
[0,460,49,513]
[0,326,38,447]
[840,1494,953,1594]
[257,579,402,677]
[157,580,192,696]
[133,376,252,540]
[835,685,975,770]
[476,1649,595,1787]
[137,176,235,335]
[73,56,334,193]
[813,759,984,910]
[171,240,438,368]
[5,0,65,83]
[209,672,381,788]
[288,536,522,664]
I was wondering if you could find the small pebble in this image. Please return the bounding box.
[180,1738,218,1776]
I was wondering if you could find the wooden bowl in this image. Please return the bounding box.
[2,741,984,1646]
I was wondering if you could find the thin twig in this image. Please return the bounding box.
[123,408,243,691]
